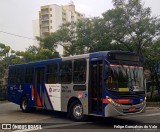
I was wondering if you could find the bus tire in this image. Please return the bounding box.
[69,100,86,121]
[21,96,30,113]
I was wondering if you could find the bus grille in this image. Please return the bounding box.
[122,107,141,113]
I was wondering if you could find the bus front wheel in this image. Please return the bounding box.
[69,101,86,121]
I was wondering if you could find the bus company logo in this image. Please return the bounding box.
[2,124,11,130]
[48,87,60,93]
[76,92,87,99]
[49,87,52,93]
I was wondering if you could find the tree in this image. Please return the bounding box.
[39,18,114,56]
[144,39,160,95]
[39,25,72,54]
[0,43,11,74]
[15,45,60,63]
[102,0,160,61]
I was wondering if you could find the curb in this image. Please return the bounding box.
[0,100,8,104]
[146,102,160,107]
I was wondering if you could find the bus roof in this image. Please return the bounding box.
[9,50,135,68]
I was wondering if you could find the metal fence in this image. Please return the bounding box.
[0,86,7,101]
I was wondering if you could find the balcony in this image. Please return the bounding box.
[41,18,49,22]
[40,10,49,16]
[41,25,49,30]
[41,24,49,28]
[40,21,49,28]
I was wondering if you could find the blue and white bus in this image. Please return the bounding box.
[7,51,146,121]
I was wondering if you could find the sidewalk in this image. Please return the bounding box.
[0,100,8,104]
[146,107,160,111]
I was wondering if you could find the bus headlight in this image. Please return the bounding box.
[106,96,121,107]
[145,97,147,101]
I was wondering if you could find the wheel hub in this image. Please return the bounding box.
[22,100,27,110]
[73,105,83,118]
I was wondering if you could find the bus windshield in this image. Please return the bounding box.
[106,64,144,92]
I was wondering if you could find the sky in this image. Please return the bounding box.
[0,0,160,51]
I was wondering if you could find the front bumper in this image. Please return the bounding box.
[104,101,146,117]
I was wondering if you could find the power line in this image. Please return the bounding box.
[0,30,37,40]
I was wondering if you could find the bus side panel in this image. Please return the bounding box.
[38,84,53,110]
[60,59,89,115]
[61,84,89,115]
[22,84,35,108]
[8,84,34,108]
[8,85,21,105]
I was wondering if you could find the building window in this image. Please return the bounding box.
[73,59,86,83]
[50,14,52,17]
[50,26,52,29]
[59,61,72,84]
[46,63,58,84]
[62,18,66,21]
[50,8,52,11]
[50,20,52,23]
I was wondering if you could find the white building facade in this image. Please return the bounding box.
[33,1,84,55]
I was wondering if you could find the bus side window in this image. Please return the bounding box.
[59,61,72,84]
[25,67,34,84]
[46,63,58,84]
[8,68,16,84]
[16,68,25,84]
[73,59,86,84]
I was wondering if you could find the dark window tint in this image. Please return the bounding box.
[9,67,26,84]
[59,61,72,83]
[73,85,86,91]
[73,59,86,83]
[25,67,34,84]
[16,68,25,84]
[8,68,16,84]
[46,63,58,84]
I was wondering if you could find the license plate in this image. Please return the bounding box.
[129,107,136,112]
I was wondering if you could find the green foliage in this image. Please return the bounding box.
[38,0,160,60]
[35,0,160,94]
[0,0,160,92]
[103,0,160,60]
[147,94,160,102]
[14,45,60,63]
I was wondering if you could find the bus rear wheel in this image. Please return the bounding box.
[21,97,29,113]
[69,101,86,121]
[21,97,36,113]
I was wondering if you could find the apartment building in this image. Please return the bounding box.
[33,1,84,55]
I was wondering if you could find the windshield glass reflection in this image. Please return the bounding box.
[106,65,144,92]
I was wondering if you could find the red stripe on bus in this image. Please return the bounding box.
[102,99,109,104]
[37,93,42,107]
[92,98,132,105]
[31,86,34,100]
[114,99,132,104]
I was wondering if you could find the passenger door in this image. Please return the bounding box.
[34,67,45,107]
[89,60,103,115]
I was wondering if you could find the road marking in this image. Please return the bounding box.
[12,122,92,132]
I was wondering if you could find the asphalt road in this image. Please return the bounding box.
[0,102,160,132]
